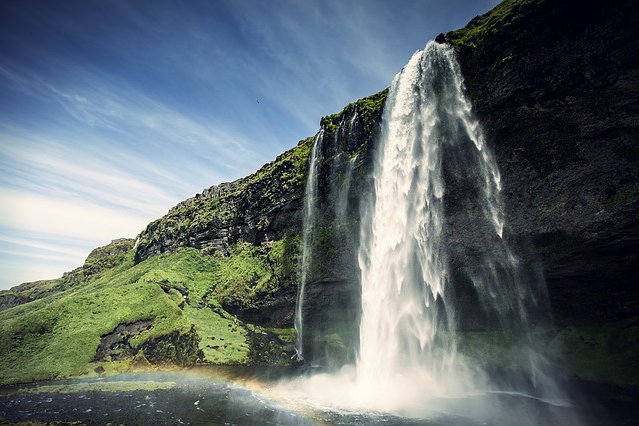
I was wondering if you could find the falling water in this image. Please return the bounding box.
[336,110,358,221]
[356,40,559,399]
[294,129,324,361]
[357,41,460,393]
[281,41,573,424]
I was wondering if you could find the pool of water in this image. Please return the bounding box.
[0,370,635,425]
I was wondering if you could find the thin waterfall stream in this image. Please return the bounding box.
[294,129,324,361]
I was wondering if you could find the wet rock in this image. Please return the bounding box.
[446,0,639,325]
[94,319,153,362]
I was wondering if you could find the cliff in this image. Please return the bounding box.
[445,0,639,326]
[0,0,636,386]
[133,0,639,369]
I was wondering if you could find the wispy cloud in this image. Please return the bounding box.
[0,189,149,242]
[0,234,88,259]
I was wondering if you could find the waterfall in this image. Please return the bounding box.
[282,42,570,423]
[294,129,324,361]
[355,41,555,397]
[356,41,455,391]
[336,110,358,221]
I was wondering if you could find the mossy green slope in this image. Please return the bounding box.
[0,89,389,385]
[0,245,296,385]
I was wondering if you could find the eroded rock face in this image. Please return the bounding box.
[94,320,201,367]
[83,238,135,277]
[446,0,639,325]
[133,143,312,262]
[94,319,154,361]
[140,326,202,367]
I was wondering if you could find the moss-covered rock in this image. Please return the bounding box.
[140,326,201,367]
[547,318,639,385]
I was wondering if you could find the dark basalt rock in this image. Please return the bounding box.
[139,326,202,367]
[446,0,639,325]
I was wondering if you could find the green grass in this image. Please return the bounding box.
[198,236,300,310]
[184,304,249,364]
[82,238,135,276]
[320,89,387,144]
[0,243,300,385]
[2,381,177,396]
[454,320,639,386]
[446,0,534,49]
[0,279,188,384]
[264,327,297,344]
[0,239,137,313]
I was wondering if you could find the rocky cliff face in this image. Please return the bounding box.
[131,0,637,333]
[130,0,636,369]
[445,0,638,325]
[133,92,387,363]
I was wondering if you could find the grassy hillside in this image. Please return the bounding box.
[0,244,296,385]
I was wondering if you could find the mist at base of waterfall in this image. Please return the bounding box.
[2,370,627,426]
[273,365,582,426]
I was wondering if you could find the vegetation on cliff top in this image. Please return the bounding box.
[446,0,533,48]
[135,136,313,258]
[0,239,136,311]
[320,89,388,133]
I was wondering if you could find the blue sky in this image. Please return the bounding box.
[0,0,499,289]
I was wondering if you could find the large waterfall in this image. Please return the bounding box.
[283,41,573,424]
[357,41,506,392]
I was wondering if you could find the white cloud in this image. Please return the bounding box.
[0,255,77,288]
[0,234,88,259]
[0,248,80,264]
[0,188,149,243]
